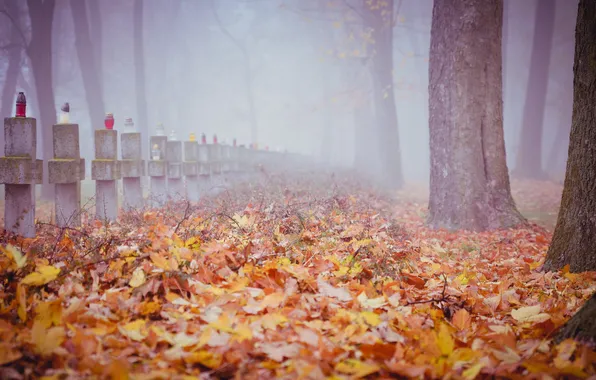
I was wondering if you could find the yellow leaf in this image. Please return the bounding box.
[21,265,60,286]
[335,359,380,378]
[128,267,146,288]
[150,252,172,271]
[233,323,253,342]
[261,313,288,330]
[185,350,223,369]
[118,319,148,342]
[35,299,62,328]
[436,323,454,356]
[1,244,27,269]
[332,21,342,28]
[185,236,201,250]
[360,311,381,327]
[16,283,27,322]
[462,361,485,379]
[30,321,65,356]
[209,313,235,334]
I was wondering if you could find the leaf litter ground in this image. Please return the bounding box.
[0,173,595,379]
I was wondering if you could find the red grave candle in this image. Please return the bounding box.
[213,134,218,144]
[104,113,114,130]
[233,138,237,147]
[15,92,26,117]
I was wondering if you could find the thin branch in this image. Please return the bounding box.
[0,7,28,47]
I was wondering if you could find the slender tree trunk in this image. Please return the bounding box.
[546,55,574,177]
[543,0,596,273]
[242,50,259,146]
[70,0,105,128]
[0,0,22,123]
[133,0,149,159]
[367,0,404,189]
[86,0,103,92]
[26,0,57,200]
[427,0,525,231]
[513,0,556,179]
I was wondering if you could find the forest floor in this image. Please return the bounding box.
[0,174,594,379]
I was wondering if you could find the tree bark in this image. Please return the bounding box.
[366,0,404,189]
[133,0,149,159]
[543,0,596,273]
[513,0,556,179]
[26,0,57,200]
[70,0,105,129]
[554,292,596,346]
[427,0,525,231]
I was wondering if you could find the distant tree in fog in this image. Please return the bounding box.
[133,0,149,158]
[27,0,58,199]
[427,0,525,231]
[70,0,105,131]
[0,0,23,132]
[514,0,556,179]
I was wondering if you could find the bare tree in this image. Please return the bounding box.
[427,0,525,231]
[544,0,596,346]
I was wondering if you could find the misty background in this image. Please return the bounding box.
[0,0,577,184]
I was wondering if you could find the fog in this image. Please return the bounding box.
[0,0,578,184]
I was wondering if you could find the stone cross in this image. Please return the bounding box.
[197,141,211,197]
[166,139,184,199]
[120,129,145,209]
[208,141,222,194]
[48,120,85,227]
[0,116,42,237]
[92,129,120,221]
[148,135,167,206]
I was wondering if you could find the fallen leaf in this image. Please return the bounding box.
[21,265,60,286]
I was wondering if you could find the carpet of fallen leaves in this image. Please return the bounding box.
[0,172,595,379]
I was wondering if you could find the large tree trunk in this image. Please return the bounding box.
[70,0,105,129]
[26,0,57,200]
[427,0,525,231]
[543,0,596,273]
[513,0,556,179]
[545,0,596,346]
[366,0,404,189]
[133,0,149,159]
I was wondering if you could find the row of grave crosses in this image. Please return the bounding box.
[1,92,296,238]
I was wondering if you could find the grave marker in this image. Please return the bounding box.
[120,118,145,209]
[183,133,199,201]
[91,114,121,221]
[148,124,167,206]
[0,93,42,237]
[48,103,85,227]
